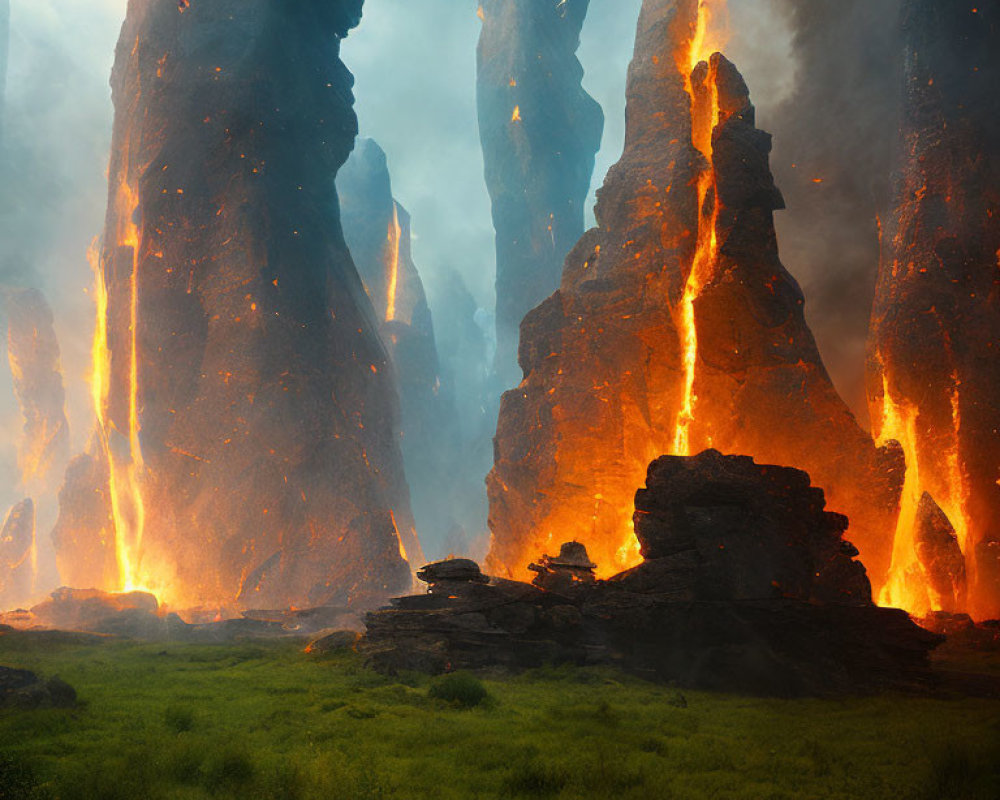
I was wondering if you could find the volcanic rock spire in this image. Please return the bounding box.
[0,498,34,607]
[868,2,1000,619]
[476,0,604,387]
[5,289,70,495]
[339,137,461,564]
[487,0,901,583]
[65,0,416,609]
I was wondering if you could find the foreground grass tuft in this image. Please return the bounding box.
[427,672,490,709]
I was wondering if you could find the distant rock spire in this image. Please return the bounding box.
[5,288,70,495]
[476,0,604,388]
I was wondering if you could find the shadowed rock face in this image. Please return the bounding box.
[868,1,1000,619]
[621,450,872,606]
[5,289,70,494]
[487,0,900,587]
[913,493,966,614]
[476,0,604,386]
[338,137,460,565]
[0,498,33,606]
[60,0,414,609]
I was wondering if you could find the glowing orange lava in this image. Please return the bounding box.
[385,203,401,322]
[873,366,972,615]
[91,165,152,597]
[615,0,729,569]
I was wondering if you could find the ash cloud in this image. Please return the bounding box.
[765,0,903,419]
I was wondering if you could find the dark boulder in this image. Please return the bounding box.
[0,666,76,709]
[623,449,873,606]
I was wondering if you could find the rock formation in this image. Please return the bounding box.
[339,138,472,563]
[5,288,70,494]
[867,1,1000,619]
[913,493,966,614]
[487,0,901,587]
[50,448,117,592]
[476,0,604,386]
[619,450,872,606]
[0,498,34,606]
[61,0,415,609]
[0,666,76,709]
[365,452,941,696]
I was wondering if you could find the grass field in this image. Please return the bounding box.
[1,633,999,799]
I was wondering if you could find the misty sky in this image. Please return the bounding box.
[0,0,866,530]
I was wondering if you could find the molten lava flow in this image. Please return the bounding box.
[874,377,927,614]
[385,202,401,322]
[672,0,727,458]
[91,169,150,596]
[610,1,730,570]
[873,368,971,615]
[673,65,720,457]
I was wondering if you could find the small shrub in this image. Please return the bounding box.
[201,749,255,792]
[165,741,202,785]
[428,672,490,709]
[163,703,194,733]
[924,742,1000,800]
[502,760,567,797]
[638,736,669,756]
[0,753,44,800]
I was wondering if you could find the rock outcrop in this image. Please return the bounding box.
[913,493,967,614]
[338,138,473,564]
[5,288,70,494]
[617,450,872,606]
[476,0,604,385]
[59,0,415,609]
[50,449,117,592]
[0,666,76,709]
[867,1,1000,619]
[487,0,901,590]
[0,498,33,606]
[365,452,941,696]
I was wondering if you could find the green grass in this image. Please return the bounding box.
[0,635,998,799]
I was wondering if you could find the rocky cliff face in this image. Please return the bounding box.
[868,1,1000,619]
[5,289,70,495]
[57,0,415,609]
[487,0,900,587]
[338,137,459,563]
[476,0,604,386]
